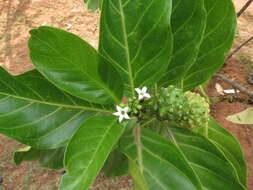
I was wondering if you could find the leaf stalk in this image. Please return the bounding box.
[134,123,143,173]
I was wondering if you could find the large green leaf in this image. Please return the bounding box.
[159,0,206,86]
[29,26,123,104]
[167,127,246,190]
[59,116,128,190]
[99,0,173,96]
[128,159,149,190]
[0,67,112,149]
[182,0,236,90]
[14,146,65,170]
[120,128,203,190]
[120,125,246,190]
[195,118,247,186]
[103,148,129,178]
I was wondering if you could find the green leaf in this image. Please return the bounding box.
[159,0,207,86]
[83,0,101,11]
[29,26,123,104]
[103,148,129,178]
[14,146,65,170]
[99,0,173,96]
[128,159,149,190]
[168,127,246,190]
[226,108,253,124]
[195,118,247,186]
[59,116,129,190]
[0,67,112,149]
[120,128,203,190]
[182,0,236,90]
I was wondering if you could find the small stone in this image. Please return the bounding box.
[66,24,73,30]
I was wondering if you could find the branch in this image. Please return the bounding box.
[237,0,253,17]
[226,35,253,61]
[133,123,143,173]
[214,73,253,97]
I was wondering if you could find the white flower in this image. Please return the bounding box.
[135,86,151,100]
[113,105,130,123]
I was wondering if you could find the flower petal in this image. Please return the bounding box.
[113,112,121,116]
[116,105,123,112]
[119,115,124,123]
[123,106,129,112]
[142,86,147,93]
[138,94,144,100]
[144,93,151,99]
[123,113,130,119]
[135,88,142,94]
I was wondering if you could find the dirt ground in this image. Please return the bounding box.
[0,0,253,189]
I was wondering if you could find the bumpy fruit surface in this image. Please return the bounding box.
[157,86,210,128]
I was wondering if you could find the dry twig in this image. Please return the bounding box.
[237,0,253,17]
[214,73,253,97]
[226,36,253,61]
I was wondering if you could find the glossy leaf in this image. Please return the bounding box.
[120,128,203,190]
[0,67,112,149]
[59,116,128,190]
[103,148,129,178]
[99,0,173,96]
[227,108,253,124]
[167,127,246,190]
[128,159,149,190]
[182,0,236,90]
[195,118,247,186]
[29,26,123,104]
[159,0,206,86]
[14,146,65,170]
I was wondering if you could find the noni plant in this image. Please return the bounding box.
[0,0,248,189]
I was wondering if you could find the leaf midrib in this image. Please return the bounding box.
[0,91,113,114]
[72,119,119,188]
[118,0,135,96]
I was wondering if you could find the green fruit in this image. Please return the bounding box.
[156,86,210,128]
[184,91,210,128]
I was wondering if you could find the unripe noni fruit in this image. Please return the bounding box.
[157,86,210,128]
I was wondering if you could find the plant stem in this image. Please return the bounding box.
[134,123,143,173]
[237,0,253,17]
[196,86,209,137]
[198,85,210,104]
